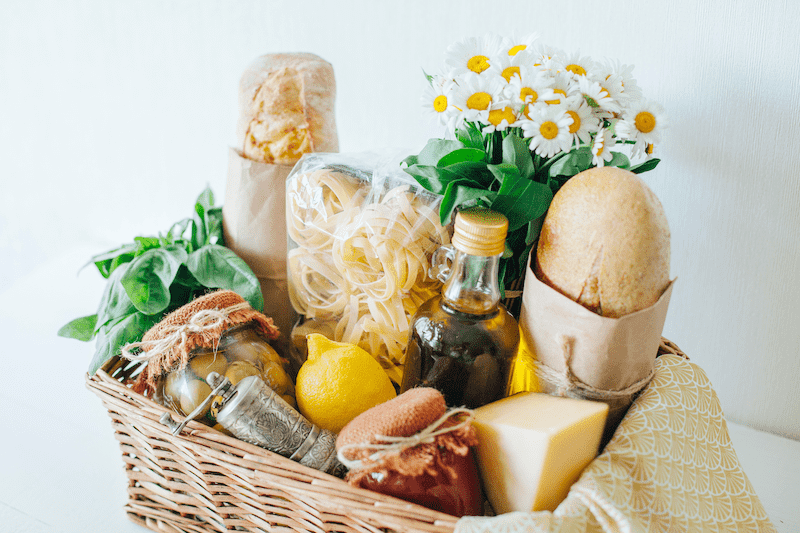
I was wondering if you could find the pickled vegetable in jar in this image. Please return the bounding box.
[156,323,296,425]
[124,290,285,427]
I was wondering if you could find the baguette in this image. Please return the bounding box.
[237,53,338,164]
[535,166,670,318]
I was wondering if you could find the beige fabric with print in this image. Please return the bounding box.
[457,354,776,533]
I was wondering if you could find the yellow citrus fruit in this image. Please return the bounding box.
[296,334,396,433]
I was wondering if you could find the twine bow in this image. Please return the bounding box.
[533,334,655,400]
[121,302,252,363]
[337,407,475,471]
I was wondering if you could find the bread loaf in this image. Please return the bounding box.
[237,53,338,164]
[535,166,670,318]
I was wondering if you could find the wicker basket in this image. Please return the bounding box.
[87,338,686,533]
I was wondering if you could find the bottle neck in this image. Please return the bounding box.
[441,248,502,315]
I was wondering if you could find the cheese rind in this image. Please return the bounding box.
[472,392,608,514]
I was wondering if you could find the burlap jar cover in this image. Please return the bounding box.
[457,353,776,532]
[336,387,483,518]
[125,290,279,394]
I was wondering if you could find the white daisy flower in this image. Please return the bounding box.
[592,128,616,167]
[445,34,504,77]
[615,99,667,157]
[602,58,643,103]
[578,76,621,114]
[504,66,555,114]
[563,95,600,149]
[545,71,579,106]
[450,72,507,126]
[521,105,573,158]
[421,75,457,127]
[489,46,533,85]
[501,32,541,57]
[529,42,566,71]
[482,105,519,133]
[562,51,596,79]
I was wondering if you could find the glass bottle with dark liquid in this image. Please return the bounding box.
[401,208,520,408]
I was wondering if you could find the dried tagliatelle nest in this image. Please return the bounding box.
[286,154,449,385]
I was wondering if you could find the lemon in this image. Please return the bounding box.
[296,334,396,433]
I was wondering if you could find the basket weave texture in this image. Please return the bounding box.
[86,338,686,533]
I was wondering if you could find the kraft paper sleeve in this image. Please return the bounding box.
[222,148,297,350]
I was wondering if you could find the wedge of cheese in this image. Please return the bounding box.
[472,392,608,514]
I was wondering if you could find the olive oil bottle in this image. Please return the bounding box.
[400,208,520,408]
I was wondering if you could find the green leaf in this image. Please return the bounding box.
[91,243,138,278]
[186,245,264,312]
[630,158,661,174]
[133,236,161,256]
[95,262,137,332]
[547,147,593,177]
[57,314,97,342]
[443,161,495,188]
[488,164,522,191]
[501,133,535,180]
[454,123,485,151]
[404,164,462,195]
[121,246,189,315]
[440,182,495,226]
[417,139,465,166]
[526,214,546,246]
[437,147,486,167]
[89,312,160,375]
[206,206,223,245]
[402,154,419,167]
[607,151,631,170]
[422,68,435,85]
[196,186,214,211]
[490,176,553,232]
[166,217,192,243]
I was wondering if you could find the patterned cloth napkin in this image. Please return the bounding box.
[457,354,776,533]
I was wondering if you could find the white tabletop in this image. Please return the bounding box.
[1,246,798,533]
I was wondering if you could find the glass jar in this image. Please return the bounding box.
[400,208,520,408]
[154,322,296,427]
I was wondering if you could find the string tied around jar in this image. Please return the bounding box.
[120,290,280,395]
[337,407,475,471]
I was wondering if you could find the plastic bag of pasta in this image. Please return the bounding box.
[286,153,450,385]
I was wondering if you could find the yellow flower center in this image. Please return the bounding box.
[599,87,610,99]
[488,106,516,126]
[539,121,559,140]
[635,111,657,133]
[433,95,448,113]
[646,143,654,155]
[565,64,586,76]
[467,55,490,74]
[508,44,527,56]
[566,110,580,134]
[546,88,566,105]
[520,87,538,103]
[466,92,492,110]
[501,66,520,82]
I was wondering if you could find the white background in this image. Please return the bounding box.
[1,0,798,441]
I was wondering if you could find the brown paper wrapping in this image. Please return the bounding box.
[222,148,296,351]
[518,256,674,444]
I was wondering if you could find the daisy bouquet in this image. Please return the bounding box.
[403,34,666,296]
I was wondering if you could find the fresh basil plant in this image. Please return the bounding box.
[59,187,263,375]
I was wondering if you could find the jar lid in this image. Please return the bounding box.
[452,208,508,256]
